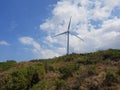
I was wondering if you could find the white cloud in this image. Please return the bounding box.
[0,41,10,46]
[19,37,41,50]
[19,37,41,57]
[41,49,59,58]
[39,0,120,56]
[19,36,60,59]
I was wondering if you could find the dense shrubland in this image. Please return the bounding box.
[0,49,120,90]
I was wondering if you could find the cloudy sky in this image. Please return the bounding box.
[0,0,120,61]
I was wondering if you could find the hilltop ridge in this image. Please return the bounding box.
[0,49,120,90]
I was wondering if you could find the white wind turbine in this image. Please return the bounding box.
[53,17,84,55]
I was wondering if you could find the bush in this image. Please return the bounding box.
[104,71,118,86]
[117,69,120,76]
[87,65,97,76]
[55,79,65,90]
[0,60,16,71]
[78,59,97,65]
[5,71,28,90]
[31,80,50,90]
[59,64,79,79]
[59,67,72,79]
[43,62,56,73]
[4,65,45,90]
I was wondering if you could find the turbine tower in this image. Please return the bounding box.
[53,17,84,55]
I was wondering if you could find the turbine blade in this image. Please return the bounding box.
[70,32,84,41]
[52,31,67,37]
[67,16,72,31]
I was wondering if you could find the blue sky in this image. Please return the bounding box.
[0,0,57,61]
[0,0,120,62]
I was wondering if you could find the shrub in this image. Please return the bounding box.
[77,59,97,65]
[59,64,79,79]
[87,65,97,76]
[4,65,45,90]
[55,79,65,90]
[59,67,72,79]
[117,69,120,76]
[31,80,50,90]
[0,60,16,71]
[104,71,118,86]
[48,65,56,72]
[5,71,28,90]
[6,60,16,63]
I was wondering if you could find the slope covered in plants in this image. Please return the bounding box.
[0,49,120,90]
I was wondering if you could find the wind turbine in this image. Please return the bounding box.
[53,17,84,55]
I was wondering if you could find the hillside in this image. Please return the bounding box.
[0,49,120,90]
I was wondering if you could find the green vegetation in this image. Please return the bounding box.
[0,60,16,71]
[0,49,120,90]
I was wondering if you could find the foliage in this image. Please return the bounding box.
[78,59,97,65]
[59,63,79,79]
[104,71,118,86]
[1,65,45,90]
[55,79,65,90]
[87,65,97,76]
[31,80,50,90]
[0,60,16,71]
[0,49,120,90]
[117,69,120,76]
